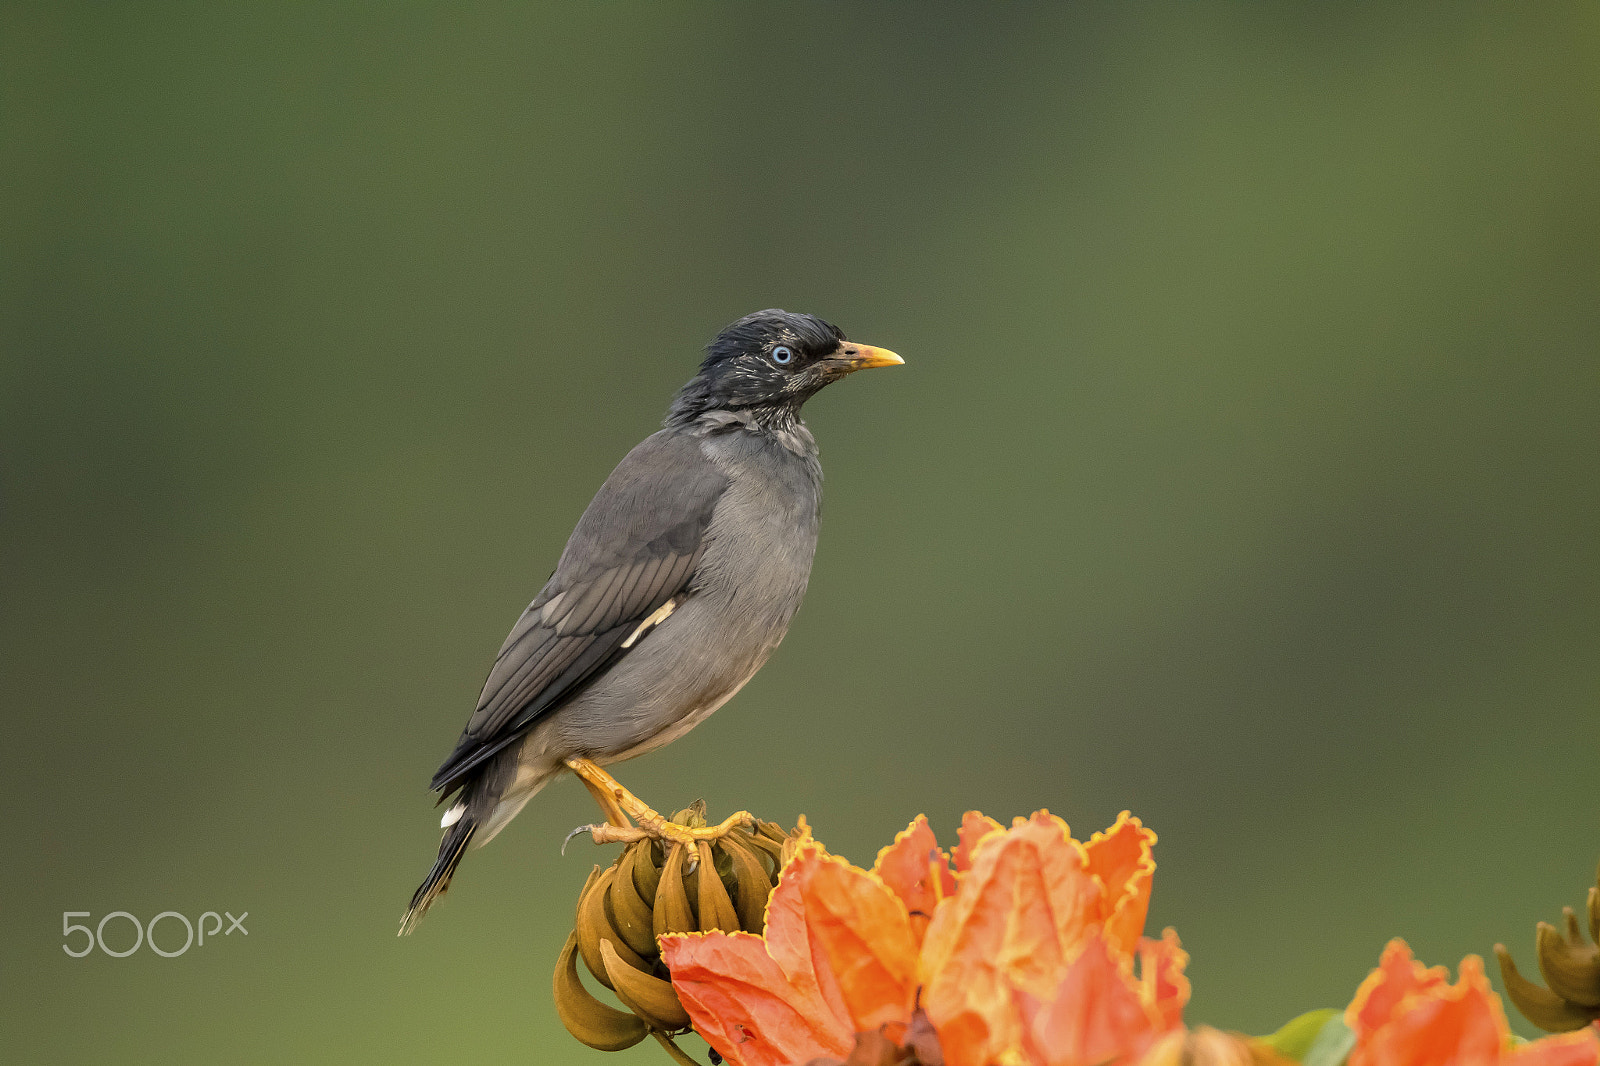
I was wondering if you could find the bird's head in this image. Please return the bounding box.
[667,309,902,425]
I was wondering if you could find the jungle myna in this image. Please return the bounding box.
[401,309,901,932]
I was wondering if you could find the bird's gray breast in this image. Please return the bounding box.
[546,427,821,762]
[692,426,822,633]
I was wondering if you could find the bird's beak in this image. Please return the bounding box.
[835,343,904,373]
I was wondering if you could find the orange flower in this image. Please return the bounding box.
[921,810,1169,1066]
[942,810,1158,956]
[661,810,1181,1066]
[1347,940,1600,1066]
[919,812,1108,1063]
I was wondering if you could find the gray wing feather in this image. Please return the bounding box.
[430,431,727,793]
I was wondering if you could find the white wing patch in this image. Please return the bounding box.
[440,801,466,828]
[621,597,678,649]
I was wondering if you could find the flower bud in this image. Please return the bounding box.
[554,807,798,1054]
[1496,864,1600,1032]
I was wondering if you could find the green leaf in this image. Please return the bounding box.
[1302,1015,1357,1066]
[1262,1009,1342,1062]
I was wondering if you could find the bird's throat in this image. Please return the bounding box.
[677,403,814,457]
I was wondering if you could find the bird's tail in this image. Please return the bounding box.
[399,803,477,936]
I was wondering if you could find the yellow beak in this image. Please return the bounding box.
[838,343,904,371]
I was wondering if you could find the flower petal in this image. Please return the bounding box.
[922,812,1105,1066]
[786,845,921,1033]
[1345,939,1452,1038]
[1085,812,1158,957]
[1137,929,1191,1032]
[1017,934,1161,1066]
[661,930,852,1066]
[763,841,856,1033]
[873,816,957,945]
[953,811,1004,873]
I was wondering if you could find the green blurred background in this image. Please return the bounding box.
[3,4,1597,1062]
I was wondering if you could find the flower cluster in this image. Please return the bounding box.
[649,811,1600,1066]
[660,810,1189,1066]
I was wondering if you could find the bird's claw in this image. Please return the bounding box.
[562,757,754,847]
[562,812,757,853]
[635,809,757,845]
[562,825,597,854]
[564,823,652,852]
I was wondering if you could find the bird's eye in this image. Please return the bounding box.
[771,345,794,365]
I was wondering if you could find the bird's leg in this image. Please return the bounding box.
[574,765,635,830]
[564,757,755,845]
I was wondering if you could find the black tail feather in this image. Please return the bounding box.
[399,815,476,935]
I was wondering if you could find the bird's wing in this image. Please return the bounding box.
[429,430,728,795]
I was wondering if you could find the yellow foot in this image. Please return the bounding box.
[564,757,754,846]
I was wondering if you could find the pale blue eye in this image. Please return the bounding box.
[771,345,793,364]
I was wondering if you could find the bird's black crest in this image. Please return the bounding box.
[701,309,845,371]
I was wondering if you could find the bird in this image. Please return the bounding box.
[400,309,902,933]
